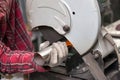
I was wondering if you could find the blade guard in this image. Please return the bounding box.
[26,0,101,55]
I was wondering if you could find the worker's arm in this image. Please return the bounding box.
[0,41,68,74]
[0,41,46,74]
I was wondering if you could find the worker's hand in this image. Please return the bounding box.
[39,41,50,51]
[48,41,68,67]
[34,41,68,67]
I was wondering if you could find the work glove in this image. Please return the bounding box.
[34,41,68,67]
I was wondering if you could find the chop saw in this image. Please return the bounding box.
[26,0,120,80]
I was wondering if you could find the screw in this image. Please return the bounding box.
[63,25,70,32]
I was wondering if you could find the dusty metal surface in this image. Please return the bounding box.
[82,53,108,80]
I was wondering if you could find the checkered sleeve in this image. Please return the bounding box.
[0,41,46,74]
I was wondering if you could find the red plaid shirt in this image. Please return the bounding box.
[0,0,46,74]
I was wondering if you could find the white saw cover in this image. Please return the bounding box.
[26,0,101,55]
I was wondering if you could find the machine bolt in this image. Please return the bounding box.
[63,25,70,32]
[92,50,101,59]
[76,66,80,70]
[82,67,87,72]
[94,53,99,58]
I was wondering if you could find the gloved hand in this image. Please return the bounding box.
[34,41,68,67]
